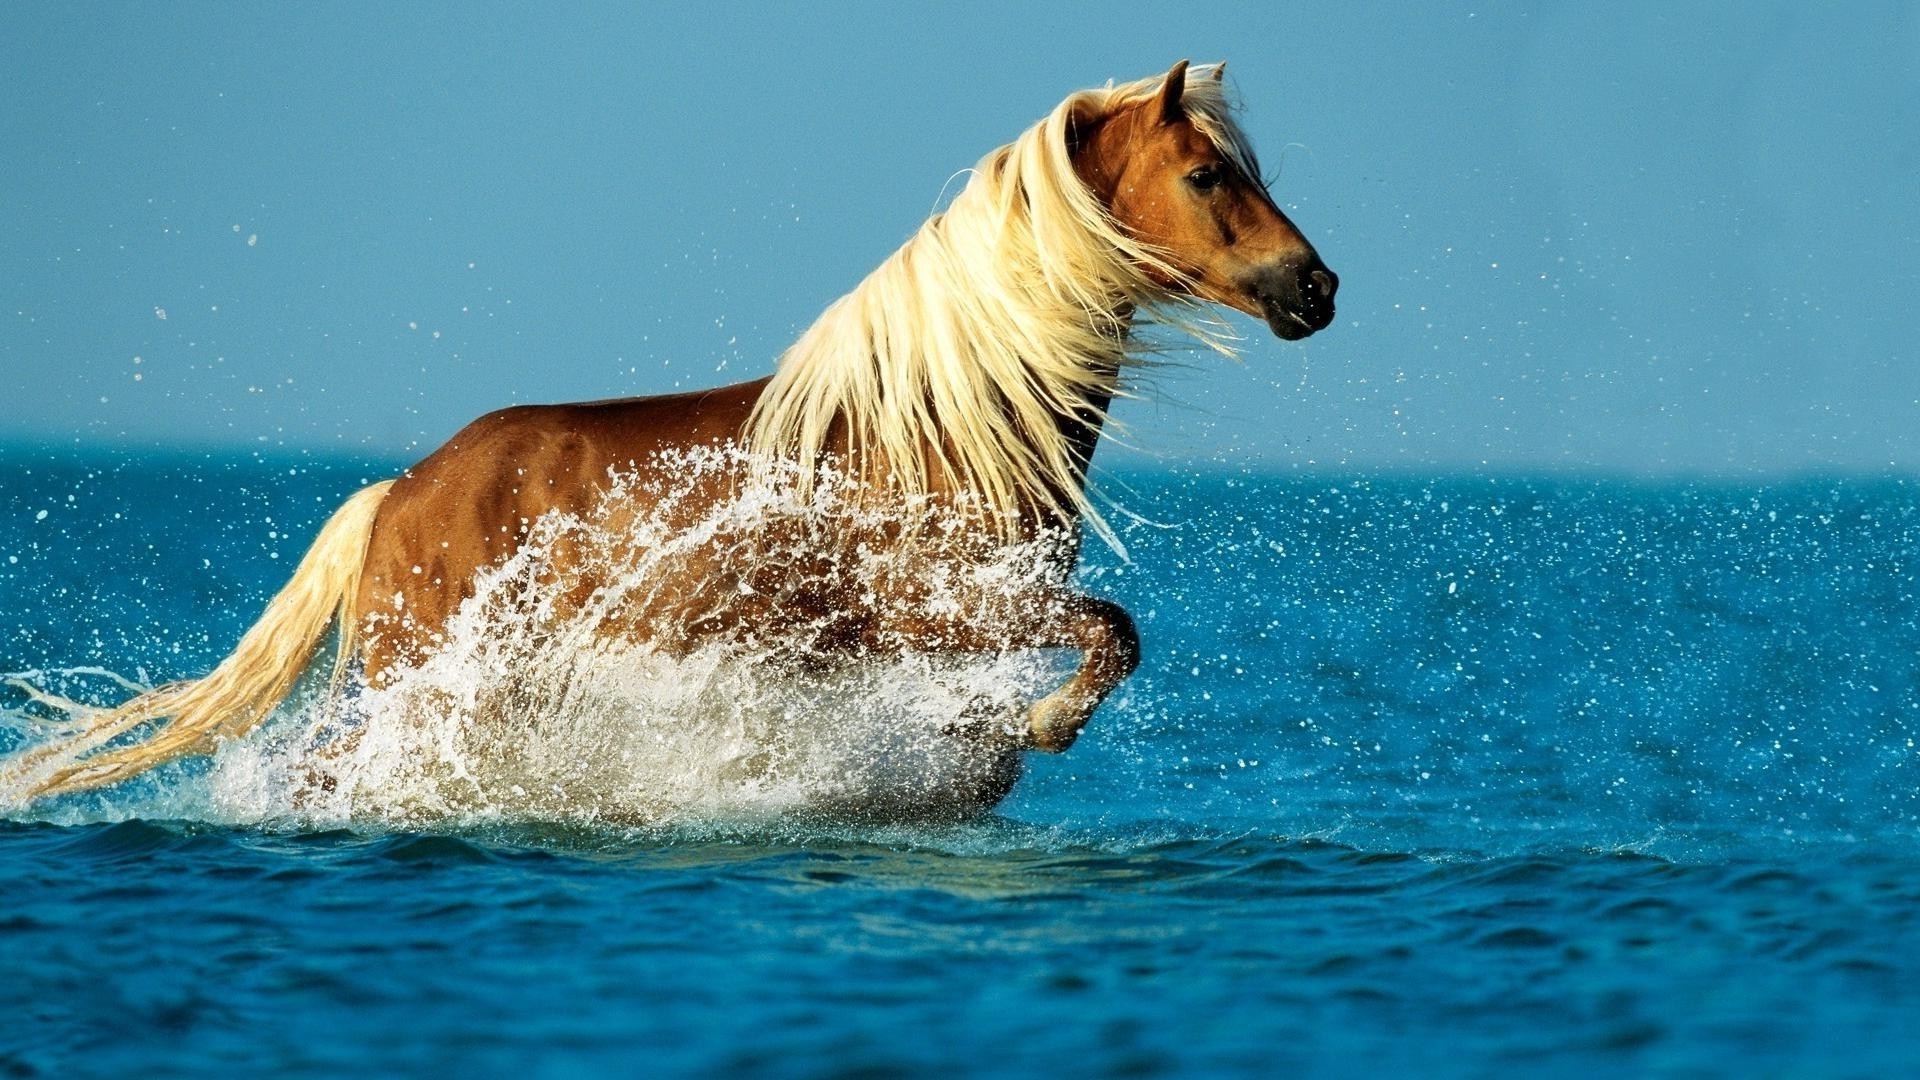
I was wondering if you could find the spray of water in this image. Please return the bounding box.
[4,448,1083,829]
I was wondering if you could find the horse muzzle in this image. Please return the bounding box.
[1247,258,1338,341]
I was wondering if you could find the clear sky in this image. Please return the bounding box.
[4,3,1916,474]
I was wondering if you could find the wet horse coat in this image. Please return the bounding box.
[4,61,1336,803]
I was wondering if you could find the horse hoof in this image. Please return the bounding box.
[1025,697,1088,753]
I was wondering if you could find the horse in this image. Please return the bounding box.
[2,60,1336,808]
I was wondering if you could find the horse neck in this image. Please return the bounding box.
[1061,354,1122,475]
[1037,313,1132,530]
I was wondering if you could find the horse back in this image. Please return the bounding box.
[353,378,770,677]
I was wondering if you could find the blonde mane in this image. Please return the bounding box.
[742,64,1259,547]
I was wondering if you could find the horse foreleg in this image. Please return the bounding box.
[1016,595,1140,753]
[887,589,1139,753]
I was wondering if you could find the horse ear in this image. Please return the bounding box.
[1211,61,1226,82]
[1065,99,1103,156]
[1157,59,1190,125]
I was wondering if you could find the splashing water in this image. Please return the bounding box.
[5,457,1920,858]
[6,448,1087,827]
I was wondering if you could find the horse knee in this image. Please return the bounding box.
[1075,598,1139,678]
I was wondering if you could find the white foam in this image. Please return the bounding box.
[12,448,1080,829]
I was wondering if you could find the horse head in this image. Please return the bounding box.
[1072,60,1338,341]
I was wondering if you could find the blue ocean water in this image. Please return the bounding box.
[4,448,1920,1076]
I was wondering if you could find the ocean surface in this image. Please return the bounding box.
[4,448,1919,1076]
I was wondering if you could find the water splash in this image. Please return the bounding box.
[8,460,1920,860]
[6,449,1087,829]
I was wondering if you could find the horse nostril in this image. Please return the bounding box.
[1308,268,1337,300]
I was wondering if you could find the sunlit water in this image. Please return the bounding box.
[4,448,1919,1075]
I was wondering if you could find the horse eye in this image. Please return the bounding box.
[1186,166,1225,192]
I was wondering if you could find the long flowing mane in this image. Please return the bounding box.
[743,64,1261,546]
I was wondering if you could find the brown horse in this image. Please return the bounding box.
[3,60,1335,806]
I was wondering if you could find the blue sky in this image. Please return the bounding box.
[4,3,1916,473]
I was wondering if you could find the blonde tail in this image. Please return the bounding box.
[2,480,395,804]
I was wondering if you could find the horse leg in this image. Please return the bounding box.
[1017,595,1139,752]
[908,590,1138,752]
